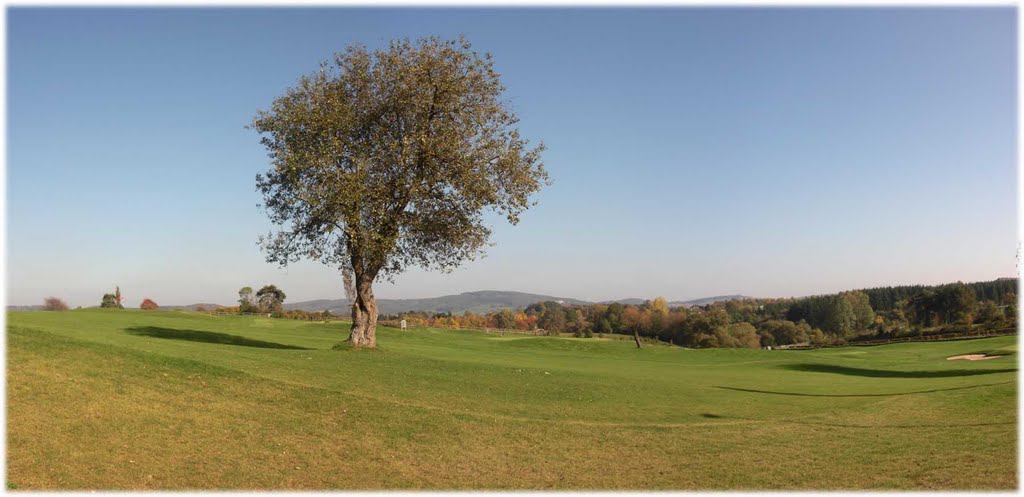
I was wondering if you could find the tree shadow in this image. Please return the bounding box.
[780,363,1017,378]
[963,349,1017,358]
[698,412,1014,429]
[716,381,1014,398]
[125,326,312,350]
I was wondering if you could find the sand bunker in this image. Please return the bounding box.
[946,354,1003,361]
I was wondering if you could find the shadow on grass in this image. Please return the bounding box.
[964,349,1017,358]
[125,326,312,350]
[780,363,1017,378]
[698,412,1015,429]
[716,380,1015,398]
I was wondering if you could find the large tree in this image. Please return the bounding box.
[256,285,287,315]
[252,36,547,348]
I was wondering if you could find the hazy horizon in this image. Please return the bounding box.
[7,276,1018,309]
[7,8,1017,308]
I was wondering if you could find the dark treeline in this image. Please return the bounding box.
[856,278,1018,312]
[383,278,1018,348]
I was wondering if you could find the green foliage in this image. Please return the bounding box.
[906,283,977,327]
[824,294,856,338]
[756,320,810,346]
[527,301,569,332]
[860,278,1017,312]
[252,35,548,277]
[494,308,515,329]
[252,36,549,348]
[1002,292,1017,321]
[256,285,287,314]
[845,291,875,331]
[100,293,120,309]
[238,287,256,314]
[711,322,761,348]
[976,301,1004,327]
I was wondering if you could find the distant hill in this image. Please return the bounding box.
[284,291,753,315]
[284,290,591,315]
[600,298,647,305]
[671,295,752,307]
[6,305,44,312]
[159,303,226,311]
[6,292,752,315]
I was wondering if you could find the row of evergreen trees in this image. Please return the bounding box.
[857,278,1017,312]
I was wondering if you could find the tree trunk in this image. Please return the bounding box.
[633,329,642,349]
[347,274,378,348]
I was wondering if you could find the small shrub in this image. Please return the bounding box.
[140,299,159,311]
[42,297,69,311]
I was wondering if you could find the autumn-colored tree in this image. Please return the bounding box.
[650,297,669,316]
[140,298,159,310]
[622,306,652,334]
[728,322,762,348]
[42,297,69,311]
[252,36,548,348]
[648,296,670,334]
[514,311,537,331]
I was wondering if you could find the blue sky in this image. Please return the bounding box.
[7,7,1017,307]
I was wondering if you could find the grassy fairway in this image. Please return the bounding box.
[6,309,1018,490]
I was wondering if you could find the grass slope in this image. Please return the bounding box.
[6,309,1018,490]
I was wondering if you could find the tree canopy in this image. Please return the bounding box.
[256,285,287,315]
[251,36,547,347]
[238,286,256,313]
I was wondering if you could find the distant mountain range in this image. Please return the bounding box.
[672,295,751,307]
[282,291,594,315]
[7,292,752,314]
[159,303,225,311]
[279,291,752,315]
